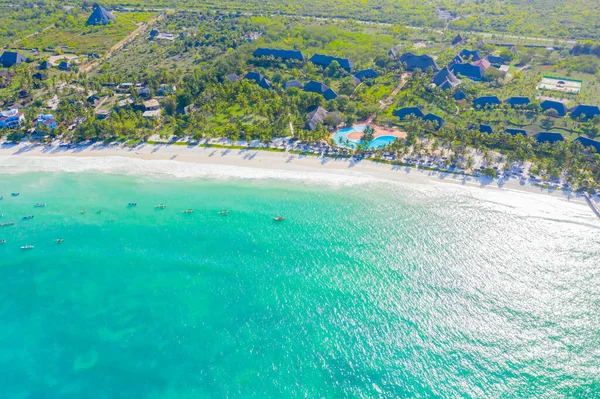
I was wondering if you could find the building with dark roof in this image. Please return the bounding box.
[424,113,445,129]
[304,81,338,101]
[87,4,116,25]
[388,46,401,60]
[393,106,425,120]
[448,55,463,67]
[459,49,481,61]
[540,100,568,116]
[38,60,50,70]
[398,52,439,72]
[306,106,329,131]
[505,96,531,107]
[353,69,378,80]
[309,54,352,70]
[486,55,505,65]
[225,74,240,82]
[505,128,528,137]
[245,72,272,89]
[0,51,27,68]
[574,136,600,152]
[431,67,460,90]
[570,104,600,119]
[473,96,501,108]
[453,90,467,101]
[58,61,71,71]
[452,34,464,45]
[479,124,493,134]
[283,80,303,90]
[535,132,565,144]
[253,48,304,61]
[450,62,486,80]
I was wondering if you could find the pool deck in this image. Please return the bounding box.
[346,125,406,141]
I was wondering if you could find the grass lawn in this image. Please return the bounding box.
[21,11,157,55]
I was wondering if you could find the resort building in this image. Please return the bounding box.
[540,100,568,116]
[309,54,353,70]
[303,81,338,101]
[574,136,600,152]
[36,114,57,130]
[450,62,486,80]
[424,113,445,129]
[570,104,600,119]
[306,106,328,131]
[453,91,467,101]
[452,34,464,45]
[479,124,493,134]
[253,48,305,62]
[459,49,481,61]
[225,74,240,82]
[353,69,378,81]
[143,99,160,111]
[398,52,439,72]
[245,72,272,89]
[505,128,528,137]
[283,80,303,90]
[388,46,401,60]
[473,96,501,108]
[0,51,27,68]
[87,4,116,25]
[486,55,505,65]
[431,67,460,90]
[505,96,531,107]
[58,61,71,71]
[535,132,566,143]
[0,109,25,128]
[393,106,424,120]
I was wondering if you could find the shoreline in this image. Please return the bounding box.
[1,140,598,213]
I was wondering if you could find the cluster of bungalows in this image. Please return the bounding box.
[392,106,446,130]
[0,108,25,129]
[226,48,378,105]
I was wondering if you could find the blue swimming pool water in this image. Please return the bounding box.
[332,125,397,149]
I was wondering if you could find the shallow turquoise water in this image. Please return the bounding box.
[1,172,599,398]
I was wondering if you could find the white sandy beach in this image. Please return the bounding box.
[1,140,599,221]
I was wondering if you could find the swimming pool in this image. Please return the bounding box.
[332,125,398,150]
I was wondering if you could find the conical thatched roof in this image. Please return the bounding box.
[87,4,116,25]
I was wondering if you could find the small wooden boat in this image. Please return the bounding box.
[96,209,103,214]
[128,202,137,207]
[11,192,19,197]
[155,204,167,209]
[35,203,46,207]
[21,245,34,250]
[272,216,286,221]
[80,210,87,214]
[55,238,64,243]
[23,215,34,220]
[182,209,194,214]
[0,240,6,244]
[218,210,229,215]
[0,222,14,227]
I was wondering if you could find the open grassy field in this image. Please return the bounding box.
[20,11,157,55]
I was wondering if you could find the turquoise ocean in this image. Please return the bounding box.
[1,166,599,398]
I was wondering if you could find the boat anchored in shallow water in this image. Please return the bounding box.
[219,210,229,215]
[35,203,46,208]
[21,245,34,250]
[11,193,19,197]
[182,209,194,214]
[0,240,6,244]
[272,216,286,221]
[128,202,137,207]
[23,215,34,220]
[55,238,64,243]
[0,222,14,227]
[156,204,167,209]
[80,210,87,214]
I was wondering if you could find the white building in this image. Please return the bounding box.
[36,114,57,130]
[0,109,25,128]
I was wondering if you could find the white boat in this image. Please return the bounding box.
[55,238,64,243]
[272,216,286,221]
[156,204,167,209]
[96,210,103,214]
[21,245,34,250]
[0,222,14,227]
[23,215,34,220]
[35,203,46,207]
[0,240,6,244]
[219,210,229,215]
[182,209,194,214]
